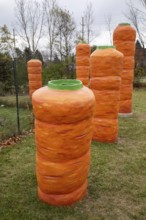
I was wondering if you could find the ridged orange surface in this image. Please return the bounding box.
[113,24,136,114]
[90,48,123,142]
[27,59,42,98]
[32,85,95,206]
[76,44,91,86]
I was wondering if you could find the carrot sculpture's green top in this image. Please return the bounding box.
[48,79,83,90]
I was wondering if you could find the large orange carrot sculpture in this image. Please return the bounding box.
[32,79,95,206]
[27,59,42,98]
[113,23,136,115]
[90,46,123,142]
[76,43,91,86]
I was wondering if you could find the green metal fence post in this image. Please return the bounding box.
[13,29,20,134]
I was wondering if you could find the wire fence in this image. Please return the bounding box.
[0,56,76,143]
[0,58,32,142]
[1,47,146,143]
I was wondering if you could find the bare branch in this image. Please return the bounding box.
[124,0,145,47]
[43,0,58,61]
[84,2,94,43]
[105,13,113,45]
[15,0,44,55]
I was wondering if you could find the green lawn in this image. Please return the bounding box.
[0,95,31,108]
[0,107,33,141]
[0,89,146,220]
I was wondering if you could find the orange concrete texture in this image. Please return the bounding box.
[113,24,136,114]
[27,59,42,98]
[32,83,95,205]
[76,43,91,86]
[90,47,123,142]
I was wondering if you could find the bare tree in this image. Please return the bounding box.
[43,0,58,61]
[105,14,113,45]
[15,0,44,55]
[55,8,76,76]
[141,0,146,8]
[56,9,76,59]
[125,0,146,48]
[84,2,94,43]
[81,17,85,42]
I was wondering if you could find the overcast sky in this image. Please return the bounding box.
[0,0,139,46]
[0,0,128,27]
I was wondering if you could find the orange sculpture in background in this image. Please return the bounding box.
[32,79,95,206]
[76,43,91,86]
[90,46,124,142]
[113,23,136,115]
[27,59,42,98]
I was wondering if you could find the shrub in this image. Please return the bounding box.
[134,67,146,87]
[43,62,68,85]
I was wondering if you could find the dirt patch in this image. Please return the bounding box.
[133,112,146,121]
[0,129,34,149]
